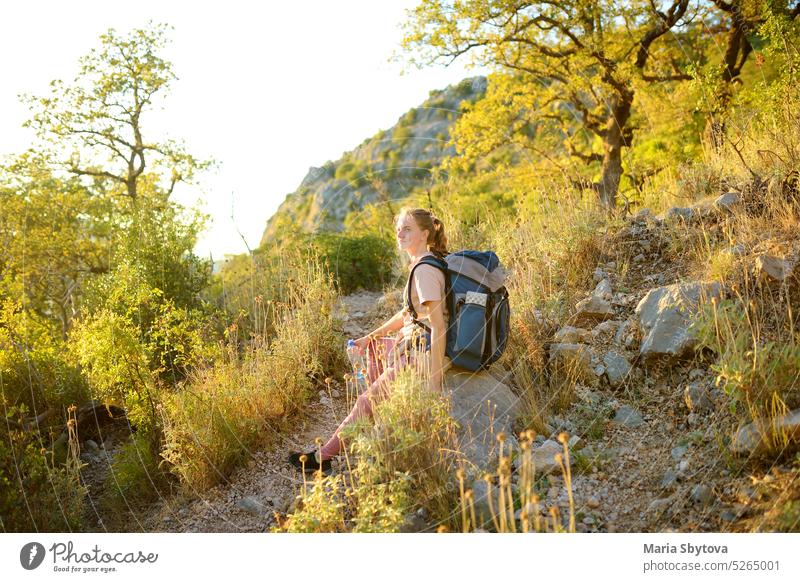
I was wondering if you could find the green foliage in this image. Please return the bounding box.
[162,260,347,491]
[0,406,85,532]
[96,432,170,524]
[694,298,800,422]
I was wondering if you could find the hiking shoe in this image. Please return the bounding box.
[288,451,332,474]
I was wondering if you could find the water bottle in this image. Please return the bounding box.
[346,339,367,387]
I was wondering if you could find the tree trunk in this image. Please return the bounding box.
[598,94,633,211]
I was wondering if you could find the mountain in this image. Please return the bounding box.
[259,77,487,245]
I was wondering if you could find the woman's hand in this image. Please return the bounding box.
[351,335,371,355]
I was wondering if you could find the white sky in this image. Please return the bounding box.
[0,1,485,258]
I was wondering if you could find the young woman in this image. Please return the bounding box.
[289,207,451,473]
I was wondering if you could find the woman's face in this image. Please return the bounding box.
[395,213,429,252]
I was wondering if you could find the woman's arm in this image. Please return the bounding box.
[424,298,446,393]
[353,309,406,352]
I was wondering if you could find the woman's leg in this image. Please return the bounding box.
[320,346,408,460]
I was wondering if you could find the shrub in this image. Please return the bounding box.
[0,405,85,532]
[161,260,348,491]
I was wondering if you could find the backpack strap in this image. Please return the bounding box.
[405,255,450,334]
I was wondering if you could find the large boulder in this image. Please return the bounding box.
[634,281,724,363]
[445,369,520,475]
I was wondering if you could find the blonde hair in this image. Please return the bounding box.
[396,207,449,258]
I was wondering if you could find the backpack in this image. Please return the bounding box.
[404,250,511,372]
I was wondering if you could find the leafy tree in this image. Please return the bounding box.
[401,0,704,209]
[701,0,800,149]
[23,23,209,202]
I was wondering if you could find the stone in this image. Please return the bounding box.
[593,278,613,300]
[554,326,588,344]
[445,369,520,474]
[684,381,714,413]
[754,255,794,283]
[633,253,646,263]
[84,439,99,453]
[713,191,741,213]
[530,439,569,475]
[664,207,694,223]
[548,343,598,386]
[647,497,674,515]
[634,281,725,364]
[613,405,644,428]
[587,496,600,509]
[593,320,621,341]
[574,295,615,323]
[730,408,800,456]
[400,513,428,533]
[236,496,269,517]
[594,364,606,377]
[690,484,714,506]
[593,268,606,283]
[670,445,688,460]
[720,243,747,258]
[660,469,679,490]
[603,351,632,388]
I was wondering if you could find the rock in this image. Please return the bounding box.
[613,405,644,428]
[635,208,652,221]
[690,484,714,506]
[593,319,621,338]
[664,207,694,223]
[594,364,606,377]
[84,439,100,453]
[593,268,606,283]
[633,253,646,263]
[684,381,714,413]
[688,368,705,381]
[587,496,600,509]
[574,295,615,323]
[554,326,589,344]
[548,343,598,386]
[400,512,429,532]
[670,445,688,460]
[730,408,800,456]
[634,281,725,364]
[330,388,340,398]
[721,243,747,258]
[603,351,632,388]
[445,369,520,473]
[660,469,679,490]
[754,255,794,284]
[468,479,494,528]
[714,192,741,213]
[593,278,613,300]
[319,396,332,407]
[237,496,269,517]
[647,497,673,515]
[530,439,569,475]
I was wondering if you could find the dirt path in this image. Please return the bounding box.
[135,290,386,533]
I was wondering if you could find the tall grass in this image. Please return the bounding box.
[161,259,348,491]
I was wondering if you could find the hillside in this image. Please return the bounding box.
[259,77,486,244]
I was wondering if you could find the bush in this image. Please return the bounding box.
[0,405,85,532]
[162,260,348,491]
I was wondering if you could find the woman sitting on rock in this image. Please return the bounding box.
[289,207,451,473]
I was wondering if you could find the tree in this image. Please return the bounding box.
[401,1,702,210]
[702,0,800,150]
[23,22,209,203]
